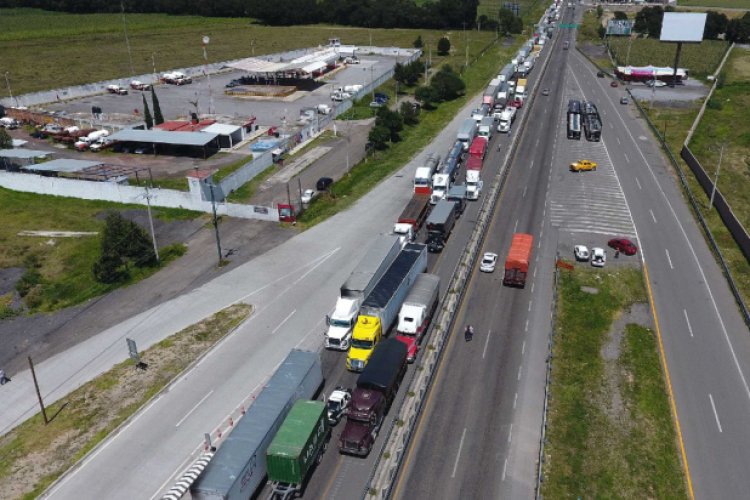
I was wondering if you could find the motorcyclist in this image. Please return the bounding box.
[465,325,474,341]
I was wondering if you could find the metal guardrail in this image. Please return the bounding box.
[366,19,559,498]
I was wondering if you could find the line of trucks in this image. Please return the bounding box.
[567,99,601,142]
[188,23,553,498]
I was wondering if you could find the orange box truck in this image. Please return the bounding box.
[503,233,533,288]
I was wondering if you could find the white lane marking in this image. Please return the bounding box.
[650,209,657,224]
[513,392,518,410]
[624,153,630,164]
[533,267,537,278]
[617,136,621,145]
[665,249,674,270]
[601,57,750,403]
[451,428,468,478]
[531,282,535,293]
[522,340,526,354]
[482,328,492,359]
[517,365,522,381]
[530,159,535,168]
[508,423,513,443]
[514,219,519,232]
[684,309,694,338]
[536,138,540,147]
[635,177,642,190]
[523,185,528,198]
[272,309,296,334]
[176,390,214,427]
[502,458,508,481]
[528,300,533,312]
[538,239,542,249]
[709,394,723,433]
[525,319,529,332]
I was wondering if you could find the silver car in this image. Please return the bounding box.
[480,252,498,272]
[574,245,590,262]
[591,247,606,267]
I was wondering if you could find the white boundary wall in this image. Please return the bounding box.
[0,171,278,221]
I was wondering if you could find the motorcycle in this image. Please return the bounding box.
[465,325,474,342]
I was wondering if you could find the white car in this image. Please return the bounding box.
[301,189,316,204]
[574,245,590,262]
[646,80,667,88]
[480,252,498,273]
[591,247,606,267]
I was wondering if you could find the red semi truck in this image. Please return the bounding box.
[397,194,431,232]
[503,233,533,288]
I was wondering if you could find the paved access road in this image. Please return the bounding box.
[567,47,750,499]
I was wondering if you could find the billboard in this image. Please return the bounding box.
[660,13,707,43]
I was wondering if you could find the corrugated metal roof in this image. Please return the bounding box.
[22,159,102,172]
[108,129,218,146]
[202,123,241,135]
[0,149,50,159]
[227,48,337,75]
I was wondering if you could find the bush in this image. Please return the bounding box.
[400,101,420,126]
[437,36,451,56]
[92,211,157,284]
[368,125,390,150]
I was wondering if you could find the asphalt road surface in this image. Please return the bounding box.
[566,47,750,499]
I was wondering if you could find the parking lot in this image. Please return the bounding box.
[42,54,400,129]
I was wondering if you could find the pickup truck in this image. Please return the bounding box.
[106,84,128,95]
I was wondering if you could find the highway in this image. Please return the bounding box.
[566,45,750,499]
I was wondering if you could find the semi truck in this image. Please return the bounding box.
[395,274,440,363]
[266,400,330,500]
[582,101,602,142]
[456,118,478,151]
[190,350,323,500]
[477,116,494,141]
[426,200,458,253]
[346,243,427,372]
[469,136,488,160]
[466,170,483,201]
[339,338,408,456]
[567,99,582,140]
[497,107,516,133]
[391,223,415,246]
[325,235,401,350]
[413,153,441,195]
[397,194,431,231]
[430,156,460,205]
[503,233,534,288]
[446,184,467,216]
[516,78,528,100]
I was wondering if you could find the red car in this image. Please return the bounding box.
[610,80,619,88]
[509,98,524,109]
[608,238,638,256]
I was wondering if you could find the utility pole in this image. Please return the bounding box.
[143,186,160,263]
[205,181,223,265]
[202,36,214,115]
[4,72,14,107]
[28,356,49,425]
[709,144,725,209]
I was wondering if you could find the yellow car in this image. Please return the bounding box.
[570,159,597,172]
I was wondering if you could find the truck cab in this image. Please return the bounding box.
[339,395,384,456]
[430,173,450,205]
[465,170,483,200]
[413,166,433,195]
[325,297,360,350]
[346,315,382,372]
[392,223,415,246]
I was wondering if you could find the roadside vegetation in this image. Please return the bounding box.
[0,188,197,316]
[654,47,750,307]
[542,267,687,499]
[0,303,251,500]
[678,0,750,8]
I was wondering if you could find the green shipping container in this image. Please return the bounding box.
[267,400,329,486]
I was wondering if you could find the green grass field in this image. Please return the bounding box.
[0,8,495,95]
[542,267,686,499]
[0,188,196,314]
[677,0,750,8]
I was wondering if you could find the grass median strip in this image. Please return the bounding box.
[0,303,251,500]
[542,266,687,499]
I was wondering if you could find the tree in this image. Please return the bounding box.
[376,107,403,142]
[400,101,420,126]
[498,8,516,35]
[0,128,11,149]
[92,212,156,284]
[142,94,153,129]
[151,87,164,125]
[726,14,750,43]
[413,35,423,48]
[634,6,664,38]
[415,85,438,109]
[613,11,628,21]
[598,25,606,39]
[368,125,390,150]
[704,11,728,40]
[437,36,451,56]
[596,5,603,19]
[430,65,465,101]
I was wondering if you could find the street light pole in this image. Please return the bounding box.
[143,186,160,263]
[205,181,223,266]
[4,72,14,107]
[709,144,725,209]
[202,35,214,115]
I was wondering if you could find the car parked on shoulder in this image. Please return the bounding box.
[620,96,629,105]
[591,247,606,267]
[301,189,316,204]
[480,252,498,273]
[574,245,590,262]
[646,80,667,88]
[597,70,605,78]
[608,238,638,256]
[610,80,618,88]
[570,159,597,172]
